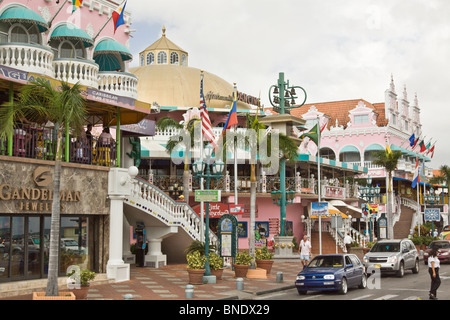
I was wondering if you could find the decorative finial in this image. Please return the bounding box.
[162,25,166,36]
[390,74,395,92]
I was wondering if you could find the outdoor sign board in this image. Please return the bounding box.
[217,214,238,258]
[195,190,221,202]
[424,208,440,222]
[311,202,329,216]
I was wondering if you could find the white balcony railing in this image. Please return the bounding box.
[0,43,54,77]
[98,71,138,100]
[53,58,99,88]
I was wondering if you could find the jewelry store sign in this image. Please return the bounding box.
[0,167,81,213]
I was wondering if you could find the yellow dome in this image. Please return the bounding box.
[129,64,251,111]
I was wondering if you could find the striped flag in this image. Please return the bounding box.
[411,157,419,188]
[112,0,127,33]
[72,0,83,12]
[199,73,217,148]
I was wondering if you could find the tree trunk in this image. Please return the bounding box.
[46,130,63,296]
[249,164,256,269]
[183,169,190,205]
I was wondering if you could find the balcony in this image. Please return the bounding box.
[98,71,138,100]
[0,43,54,77]
[53,58,99,88]
[0,123,116,168]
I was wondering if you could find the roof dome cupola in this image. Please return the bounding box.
[139,26,188,67]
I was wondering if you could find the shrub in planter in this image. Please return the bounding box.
[186,250,206,285]
[67,268,96,300]
[209,252,224,280]
[234,251,253,278]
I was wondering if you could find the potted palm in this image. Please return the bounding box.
[67,268,96,300]
[233,251,253,278]
[209,252,224,280]
[255,246,274,274]
[186,250,206,285]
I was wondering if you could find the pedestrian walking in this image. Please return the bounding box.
[428,248,441,300]
[299,235,312,269]
[344,232,352,253]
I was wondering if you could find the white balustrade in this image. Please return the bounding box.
[98,71,138,99]
[0,43,54,77]
[53,58,99,88]
[126,178,218,246]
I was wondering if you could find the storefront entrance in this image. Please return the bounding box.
[0,215,98,282]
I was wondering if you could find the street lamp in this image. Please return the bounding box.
[192,144,224,277]
[425,187,438,235]
[359,177,381,242]
[268,72,307,236]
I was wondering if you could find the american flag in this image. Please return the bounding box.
[199,73,217,148]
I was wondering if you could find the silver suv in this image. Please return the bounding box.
[362,239,419,277]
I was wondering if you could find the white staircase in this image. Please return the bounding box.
[123,177,218,265]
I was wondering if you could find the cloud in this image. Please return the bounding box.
[126,0,450,168]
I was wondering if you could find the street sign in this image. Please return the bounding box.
[424,208,440,222]
[311,202,329,216]
[195,190,221,202]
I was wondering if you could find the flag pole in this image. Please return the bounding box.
[317,116,322,255]
[48,0,70,27]
[233,84,238,206]
[200,71,205,242]
[93,14,113,41]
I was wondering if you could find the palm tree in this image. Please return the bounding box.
[156,116,200,204]
[243,112,299,264]
[372,149,402,239]
[429,164,450,217]
[0,78,87,296]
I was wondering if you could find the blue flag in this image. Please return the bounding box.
[409,133,415,147]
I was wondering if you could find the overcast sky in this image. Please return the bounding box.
[126,0,449,170]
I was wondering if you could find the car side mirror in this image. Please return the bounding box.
[346,263,353,268]
[402,249,409,253]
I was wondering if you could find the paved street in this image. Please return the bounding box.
[255,263,450,301]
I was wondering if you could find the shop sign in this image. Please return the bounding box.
[324,186,345,199]
[0,166,82,213]
[229,204,244,214]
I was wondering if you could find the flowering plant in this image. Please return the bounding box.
[186,250,206,270]
[255,247,274,260]
[235,251,254,266]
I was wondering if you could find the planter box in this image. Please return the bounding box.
[233,264,249,278]
[187,269,205,285]
[32,292,76,300]
[255,260,274,275]
[210,268,224,280]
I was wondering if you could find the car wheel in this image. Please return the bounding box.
[412,259,419,274]
[359,274,367,289]
[397,261,404,278]
[297,290,307,295]
[339,278,348,294]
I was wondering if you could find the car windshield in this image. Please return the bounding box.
[63,240,78,246]
[443,226,450,232]
[308,256,344,268]
[370,242,400,252]
[430,242,450,249]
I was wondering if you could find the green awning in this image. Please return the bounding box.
[340,145,359,153]
[93,38,133,62]
[50,24,94,48]
[0,6,48,32]
[141,145,150,158]
[365,144,384,152]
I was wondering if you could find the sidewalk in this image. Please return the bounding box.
[1,259,302,300]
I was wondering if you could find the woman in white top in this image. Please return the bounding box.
[428,248,441,300]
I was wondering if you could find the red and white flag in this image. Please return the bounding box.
[199,73,217,149]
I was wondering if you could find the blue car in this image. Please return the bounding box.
[295,254,367,295]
